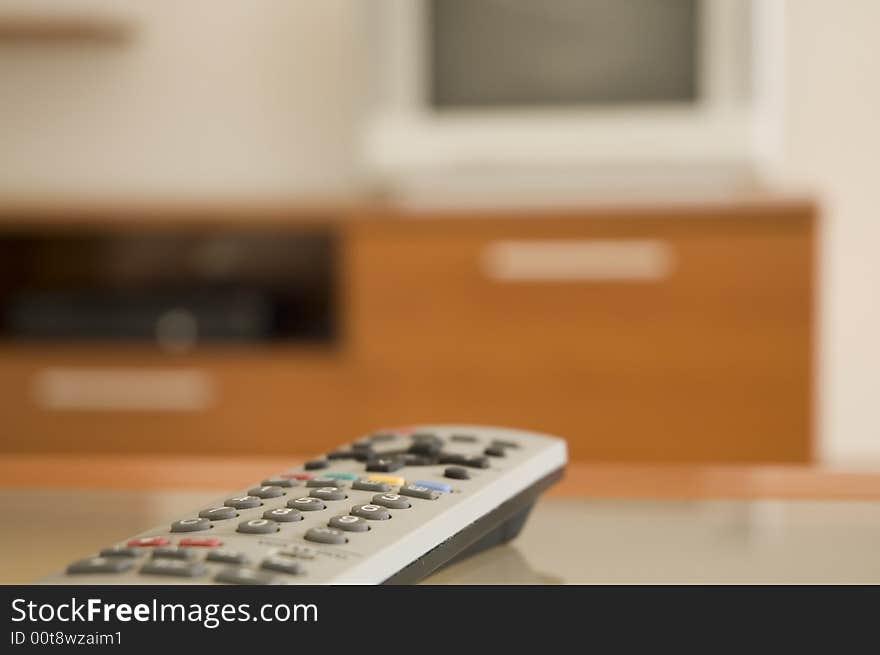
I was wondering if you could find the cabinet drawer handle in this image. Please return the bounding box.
[33,367,214,412]
[482,239,674,282]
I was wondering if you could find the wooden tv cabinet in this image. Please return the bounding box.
[0,195,815,462]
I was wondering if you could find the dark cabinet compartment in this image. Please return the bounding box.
[0,229,338,347]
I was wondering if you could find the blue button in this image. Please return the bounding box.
[325,473,358,480]
[413,480,452,493]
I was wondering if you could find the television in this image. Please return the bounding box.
[360,0,785,203]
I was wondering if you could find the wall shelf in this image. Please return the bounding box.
[0,14,132,44]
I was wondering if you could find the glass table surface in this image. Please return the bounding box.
[4,490,879,584]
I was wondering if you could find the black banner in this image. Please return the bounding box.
[1,585,877,650]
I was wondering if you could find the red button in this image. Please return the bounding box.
[281,473,312,480]
[178,537,222,547]
[127,537,170,547]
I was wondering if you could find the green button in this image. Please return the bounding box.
[325,473,358,480]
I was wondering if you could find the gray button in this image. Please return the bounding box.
[304,527,348,544]
[288,497,326,511]
[307,477,348,488]
[490,439,520,449]
[450,434,478,443]
[484,446,506,458]
[263,507,303,523]
[237,518,281,534]
[248,485,286,499]
[328,515,370,532]
[199,506,238,521]
[352,479,393,493]
[215,567,285,585]
[67,557,135,575]
[171,517,212,533]
[350,504,392,520]
[99,546,142,558]
[152,546,195,560]
[262,478,296,488]
[261,556,304,576]
[279,545,318,560]
[309,487,347,501]
[141,559,207,578]
[371,493,412,509]
[399,484,441,500]
[224,496,262,510]
[206,549,249,565]
[444,466,470,480]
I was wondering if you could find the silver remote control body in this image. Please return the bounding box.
[42,425,567,585]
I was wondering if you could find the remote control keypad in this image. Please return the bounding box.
[55,427,558,586]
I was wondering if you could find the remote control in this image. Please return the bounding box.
[42,425,567,585]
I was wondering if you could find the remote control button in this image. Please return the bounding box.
[399,484,441,500]
[171,517,212,533]
[328,515,370,532]
[304,459,329,471]
[206,549,249,565]
[99,546,142,558]
[199,506,238,521]
[350,504,392,520]
[490,439,520,449]
[367,474,405,487]
[463,456,490,469]
[261,556,304,576]
[304,527,349,544]
[352,479,393,493]
[215,567,285,585]
[438,453,467,465]
[351,440,374,451]
[224,495,262,510]
[280,545,318,560]
[306,476,348,488]
[282,472,313,480]
[141,560,207,578]
[288,497,326,511]
[412,432,442,445]
[408,441,442,457]
[371,493,411,509]
[413,480,452,494]
[403,454,436,466]
[263,507,303,523]
[450,434,478,443]
[237,518,281,534]
[127,537,170,548]
[178,537,223,547]
[262,477,296,488]
[248,485,286,499]
[365,457,405,473]
[484,446,506,458]
[152,546,196,560]
[444,466,470,480]
[327,450,357,460]
[67,557,135,575]
[325,472,358,480]
[369,432,397,442]
[309,486,347,501]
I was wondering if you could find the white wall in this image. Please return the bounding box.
[0,0,364,199]
[782,0,880,464]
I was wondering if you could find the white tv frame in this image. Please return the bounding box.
[361,0,786,194]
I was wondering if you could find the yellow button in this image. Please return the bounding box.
[367,475,405,487]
